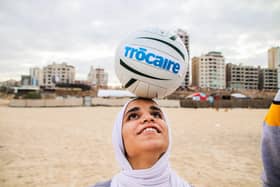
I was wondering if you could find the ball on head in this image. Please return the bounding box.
[115,28,189,98]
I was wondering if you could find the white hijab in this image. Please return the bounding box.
[111,98,192,187]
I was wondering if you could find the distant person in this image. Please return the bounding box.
[207,95,214,108]
[261,89,280,187]
[214,95,220,111]
[92,97,192,187]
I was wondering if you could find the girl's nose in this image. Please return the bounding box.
[141,113,154,124]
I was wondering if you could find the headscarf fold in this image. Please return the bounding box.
[111,98,192,187]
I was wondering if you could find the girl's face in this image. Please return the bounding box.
[122,99,169,161]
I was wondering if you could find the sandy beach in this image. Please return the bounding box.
[0,101,268,187]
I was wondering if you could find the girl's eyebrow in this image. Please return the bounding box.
[150,105,162,112]
[125,107,140,116]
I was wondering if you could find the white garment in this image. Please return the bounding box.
[111,98,192,187]
[274,89,280,101]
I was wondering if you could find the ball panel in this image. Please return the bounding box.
[132,81,149,98]
[130,81,167,98]
[147,84,167,98]
[131,29,185,51]
[125,79,139,93]
[117,56,185,89]
[134,37,186,62]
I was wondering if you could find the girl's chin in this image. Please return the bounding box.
[139,142,167,152]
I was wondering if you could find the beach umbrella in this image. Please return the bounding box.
[187,92,207,101]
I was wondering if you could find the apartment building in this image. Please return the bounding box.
[30,67,43,86]
[177,28,190,89]
[226,63,259,90]
[268,47,280,88]
[259,68,278,90]
[192,51,226,89]
[43,62,75,88]
[87,66,108,88]
[0,79,19,87]
[21,75,32,86]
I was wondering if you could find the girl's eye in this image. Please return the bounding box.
[151,112,162,119]
[127,113,139,121]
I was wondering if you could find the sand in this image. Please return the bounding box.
[0,102,267,187]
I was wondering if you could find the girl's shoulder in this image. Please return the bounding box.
[91,179,112,187]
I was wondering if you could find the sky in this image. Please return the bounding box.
[0,0,279,85]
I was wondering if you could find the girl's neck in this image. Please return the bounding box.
[128,152,161,169]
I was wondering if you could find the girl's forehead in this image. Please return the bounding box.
[125,99,157,111]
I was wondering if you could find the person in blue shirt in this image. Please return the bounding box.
[261,89,280,187]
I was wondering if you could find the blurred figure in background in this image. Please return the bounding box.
[261,89,280,187]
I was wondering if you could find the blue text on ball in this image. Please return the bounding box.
[124,46,180,74]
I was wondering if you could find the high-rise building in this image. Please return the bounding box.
[268,47,280,69]
[226,63,259,90]
[176,29,190,89]
[177,29,190,57]
[87,66,108,88]
[30,67,43,86]
[259,68,278,90]
[268,47,280,88]
[192,52,226,89]
[191,57,200,86]
[42,62,75,88]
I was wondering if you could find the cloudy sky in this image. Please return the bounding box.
[0,0,279,85]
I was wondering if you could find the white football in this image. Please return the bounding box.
[115,28,188,98]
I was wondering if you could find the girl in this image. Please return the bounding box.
[92,97,192,187]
